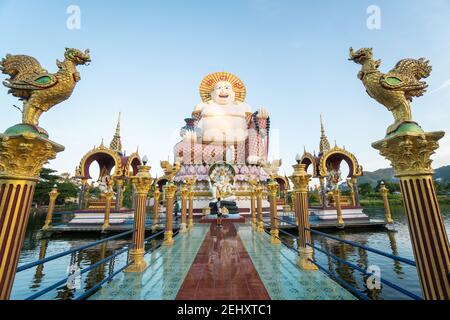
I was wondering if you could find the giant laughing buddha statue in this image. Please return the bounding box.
[174,72,270,167]
[173,72,271,214]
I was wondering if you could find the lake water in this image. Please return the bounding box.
[10,205,450,300]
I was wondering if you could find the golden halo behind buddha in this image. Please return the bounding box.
[199,72,246,103]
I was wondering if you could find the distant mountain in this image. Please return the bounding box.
[435,165,450,182]
[358,166,450,186]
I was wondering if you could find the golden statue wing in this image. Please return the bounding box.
[4,73,58,91]
[381,58,431,99]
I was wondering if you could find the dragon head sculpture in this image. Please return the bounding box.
[64,48,91,65]
[348,47,373,64]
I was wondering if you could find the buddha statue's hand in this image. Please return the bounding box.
[257,107,269,119]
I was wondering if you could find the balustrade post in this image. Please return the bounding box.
[163,183,177,246]
[379,181,394,224]
[256,183,264,233]
[42,186,59,230]
[125,164,153,272]
[179,186,188,233]
[290,164,317,271]
[267,180,281,244]
[151,188,160,231]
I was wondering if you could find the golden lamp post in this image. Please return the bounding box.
[125,156,153,273]
[101,191,114,231]
[0,47,90,300]
[160,160,181,246]
[267,179,281,244]
[42,185,59,230]
[179,185,189,233]
[290,164,318,271]
[333,188,345,226]
[379,181,394,225]
[255,182,264,233]
[151,187,161,232]
[350,47,450,299]
[248,178,258,230]
[163,183,177,246]
[184,177,196,229]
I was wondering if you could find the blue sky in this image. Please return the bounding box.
[1,0,449,178]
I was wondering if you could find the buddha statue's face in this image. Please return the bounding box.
[211,81,235,105]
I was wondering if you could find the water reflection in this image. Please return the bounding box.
[11,211,163,300]
[279,204,450,300]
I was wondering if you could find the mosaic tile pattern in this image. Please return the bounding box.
[176,223,270,300]
[237,224,356,300]
[89,225,210,300]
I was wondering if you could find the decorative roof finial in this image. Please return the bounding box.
[110,112,123,154]
[319,115,331,155]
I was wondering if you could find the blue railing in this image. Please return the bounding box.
[17,221,170,300]
[73,229,166,300]
[264,217,422,300]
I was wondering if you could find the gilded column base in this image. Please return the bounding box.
[124,249,148,273]
[297,247,318,271]
[188,219,194,229]
[101,223,110,231]
[270,229,281,244]
[257,221,264,233]
[251,219,257,230]
[385,216,394,224]
[151,224,159,232]
[179,223,188,233]
[337,217,345,226]
[163,231,174,246]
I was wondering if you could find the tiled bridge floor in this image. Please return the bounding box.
[90,223,355,300]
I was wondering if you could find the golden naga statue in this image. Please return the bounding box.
[1,48,91,127]
[349,47,431,134]
[160,160,181,183]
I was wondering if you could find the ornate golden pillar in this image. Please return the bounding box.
[290,164,317,271]
[0,130,64,300]
[256,183,264,233]
[42,186,59,230]
[151,188,160,231]
[78,178,88,209]
[102,191,114,231]
[267,180,281,244]
[379,181,394,224]
[351,177,360,206]
[114,177,124,210]
[319,176,327,207]
[249,179,257,229]
[185,177,196,230]
[333,189,344,226]
[373,128,450,299]
[188,190,194,229]
[163,183,177,246]
[179,186,188,233]
[347,178,356,207]
[125,164,153,273]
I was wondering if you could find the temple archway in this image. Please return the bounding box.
[318,146,363,178]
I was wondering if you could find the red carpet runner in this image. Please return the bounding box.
[176,223,270,300]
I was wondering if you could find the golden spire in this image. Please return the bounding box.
[319,115,330,155]
[110,112,122,153]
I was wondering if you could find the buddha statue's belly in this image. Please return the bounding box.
[201,115,248,143]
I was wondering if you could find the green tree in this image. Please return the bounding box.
[33,167,80,206]
[358,183,373,196]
